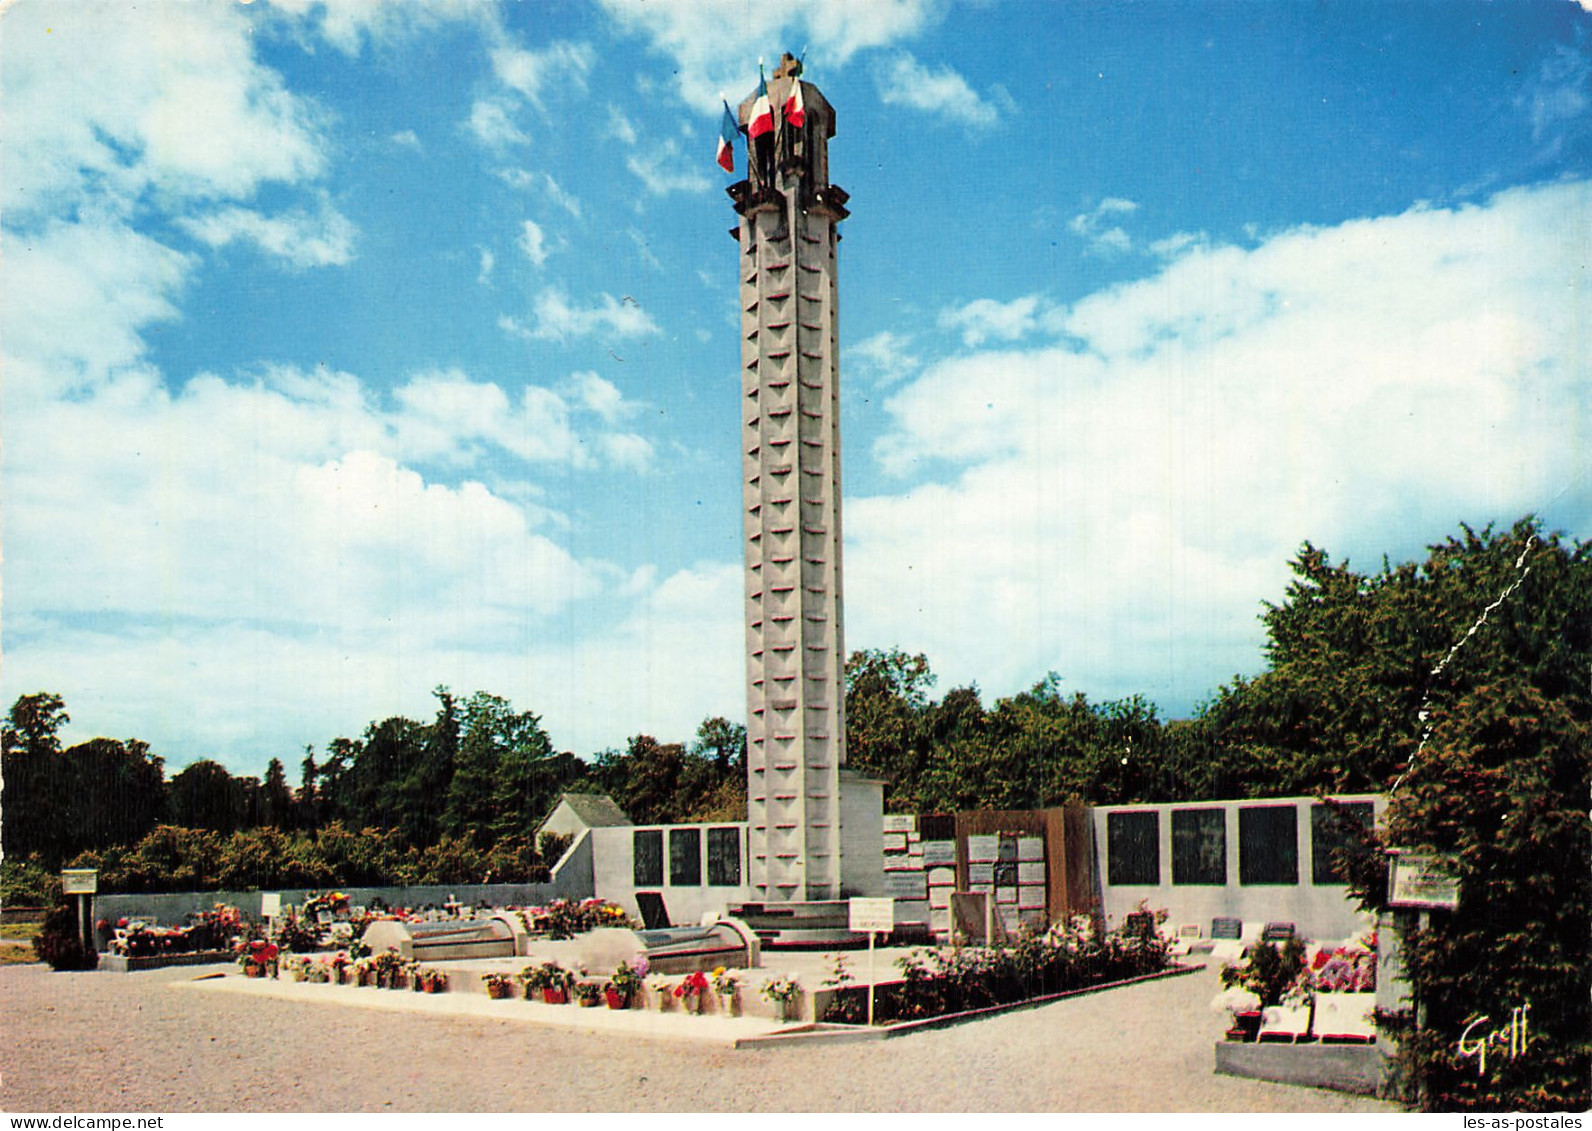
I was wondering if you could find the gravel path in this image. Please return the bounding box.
[0,960,1402,1113]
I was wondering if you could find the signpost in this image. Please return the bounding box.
[849,896,894,1026]
[61,869,98,958]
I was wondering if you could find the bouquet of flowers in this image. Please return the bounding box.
[674,969,710,1003]
[760,972,802,1005]
[711,966,739,996]
[610,956,647,996]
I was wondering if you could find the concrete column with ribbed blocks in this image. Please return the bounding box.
[730,58,851,904]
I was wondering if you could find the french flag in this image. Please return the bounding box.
[783,76,805,130]
[749,74,775,139]
[717,101,738,173]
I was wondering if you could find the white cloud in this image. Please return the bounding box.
[1068,197,1139,256]
[626,139,713,195]
[266,0,492,56]
[467,98,530,148]
[490,40,595,106]
[517,219,549,266]
[1148,230,1208,260]
[177,198,357,268]
[606,104,639,145]
[0,219,192,403]
[850,330,920,386]
[876,53,1003,128]
[505,288,662,342]
[541,174,583,218]
[937,294,1065,348]
[390,129,422,150]
[852,180,1592,714]
[1521,42,1591,149]
[477,247,496,285]
[1,2,325,218]
[597,0,941,112]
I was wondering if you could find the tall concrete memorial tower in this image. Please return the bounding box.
[727,55,881,913]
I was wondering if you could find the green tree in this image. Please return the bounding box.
[1,693,71,861]
[167,760,251,834]
[257,757,293,829]
[844,648,936,805]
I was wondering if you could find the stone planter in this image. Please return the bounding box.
[542,987,569,1005]
[605,987,629,1010]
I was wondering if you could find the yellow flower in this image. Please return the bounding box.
[712,966,726,978]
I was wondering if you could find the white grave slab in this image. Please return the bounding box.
[885,871,928,899]
[928,866,956,887]
[996,886,1018,905]
[921,840,956,866]
[894,899,930,925]
[1018,837,1044,861]
[1018,884,1046,909]
[1018,861,1046,885]
[969,863,994,884]
[882,814,917,834]
[928,887,950,909]
[882,832,908,852]
[967,835,999,863]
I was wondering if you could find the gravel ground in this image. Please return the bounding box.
[0,960,1402,1113]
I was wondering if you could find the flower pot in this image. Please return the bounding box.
[1235,1011,1263,1041]
[605,987,629,1010]
[244,963,264,978]
[578,996,600,1008]
[486,982,513,1000]
[543,987,569,1005]
[719,992,739,1018]
[424,977,446,994]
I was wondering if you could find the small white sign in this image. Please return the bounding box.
[849,896,895,934]
[921,841,956,866]
[1018,861,1047,885]
[61,869,97,895]
[882,814,916,834]
[260,893,282,917]
[1018,837,1044,862]
[1388,851,1461,910]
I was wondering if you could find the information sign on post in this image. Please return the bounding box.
[849,897,894,1026]
[1387,851,1461,910]
[61,869,98,958]
[62,869,98,895]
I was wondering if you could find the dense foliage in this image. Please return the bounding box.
[1,687,746,900]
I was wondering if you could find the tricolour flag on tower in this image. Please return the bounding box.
[783,75,805,130]
[749,73,775,139]
[717,101,738,173]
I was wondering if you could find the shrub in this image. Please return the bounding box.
[33,902,97,971]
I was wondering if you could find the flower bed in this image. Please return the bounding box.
[820,915,1172,1026]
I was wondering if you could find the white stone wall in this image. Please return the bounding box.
[590,822,751,927]
[1092,794,1385,944]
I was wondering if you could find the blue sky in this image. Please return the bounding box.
[3,0,1589,776]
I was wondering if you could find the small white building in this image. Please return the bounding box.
[538,792,633,842]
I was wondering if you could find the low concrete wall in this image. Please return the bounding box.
[91,875,589,932]
[1214,1040,1385,1095]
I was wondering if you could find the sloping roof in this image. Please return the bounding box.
[552,791,632,828]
